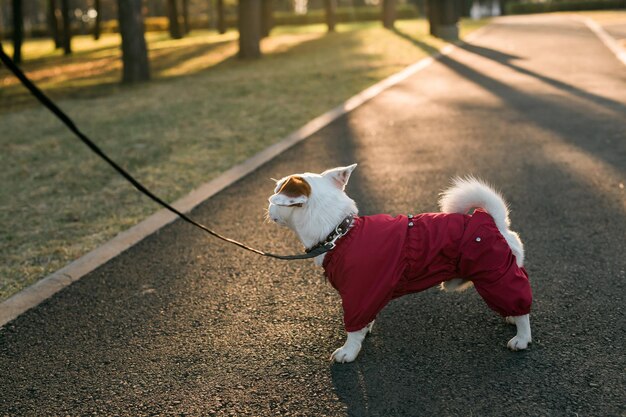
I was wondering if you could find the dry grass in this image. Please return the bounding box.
[0,19,488,301]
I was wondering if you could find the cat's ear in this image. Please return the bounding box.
[321,164,357,190]
[269,176,311,207]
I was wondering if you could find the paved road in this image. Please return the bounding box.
[2,14,625,416]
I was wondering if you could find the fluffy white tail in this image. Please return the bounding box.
[439,177,525,267]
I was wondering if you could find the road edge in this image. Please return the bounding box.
[576,15,626,67]
[0,24,491,328]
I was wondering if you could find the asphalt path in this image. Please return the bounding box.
[1,14,625,416]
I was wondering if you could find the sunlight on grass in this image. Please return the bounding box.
[0,18,489,301]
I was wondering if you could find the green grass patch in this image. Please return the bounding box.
[0,18,488,301]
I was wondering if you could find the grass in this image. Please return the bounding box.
[0,18,488,302]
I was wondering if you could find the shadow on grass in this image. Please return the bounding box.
[390,27,440,56]
[0,38,237,112]
[3,22,448,114]
[4,26,391,111]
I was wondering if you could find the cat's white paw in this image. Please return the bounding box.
[330,344,361,363]
[507,335,531,351]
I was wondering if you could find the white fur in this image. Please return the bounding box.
[330,321,375,363]
[439,176,525,267]
[269,192,308,207]
[268,164,358,266]
[268,167,532,361]
[507,314,532,350]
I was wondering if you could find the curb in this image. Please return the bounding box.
[0,24,491,328]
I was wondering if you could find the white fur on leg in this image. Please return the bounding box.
[507,314,532,351]
[505,316,516,325]
[331,321,374,363]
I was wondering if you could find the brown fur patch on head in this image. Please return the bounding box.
[278,176,311,198]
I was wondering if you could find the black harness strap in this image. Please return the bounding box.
[0,44,341,261]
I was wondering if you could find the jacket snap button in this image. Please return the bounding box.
[408,222,414,227]
[408,214,413,219]
[475,237,481,242]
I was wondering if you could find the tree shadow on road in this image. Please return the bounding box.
[386,29,626,182]
[433,48,626,179]
[459,42,626,116]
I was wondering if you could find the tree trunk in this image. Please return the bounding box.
[238,0,261,59]
[207,0,216,29]
[94,0,102,40]
[382,0,396,29]
[459,0,471,17]
[60,0,72,54]
[500,0,508,15]
[49,0,62,49]
[182,0,190,34]
[216,0,226,34]
[323,0,336,32]
[118,0,150,83]
[12,0,23,63]
[427,0,436,36]
[414,0,426,18]
[427,0,459,40]
[261,0,273,38]
[167,0,183,39]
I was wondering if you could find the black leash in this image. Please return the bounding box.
[0,44,338,261]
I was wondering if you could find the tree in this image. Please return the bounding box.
[238,0,261,59]
[500,0,509,15]
[167,0,183,39]
[261,0,273,38]
[48,0,62,49]
[216,0,226,34]
[414,0,426,18]
[182,0,191,34]
[94,0,102,40]
[382,0,396,29]
[60,0,72,54]
[323,0,336,32]
[118,0,150,83]
[427,0,459,40]
[11,0,23,63]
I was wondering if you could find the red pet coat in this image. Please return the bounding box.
[322,210,532,332]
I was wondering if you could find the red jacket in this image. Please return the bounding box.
[323,210,532,332]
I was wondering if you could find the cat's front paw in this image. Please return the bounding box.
[330,344,361,363]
